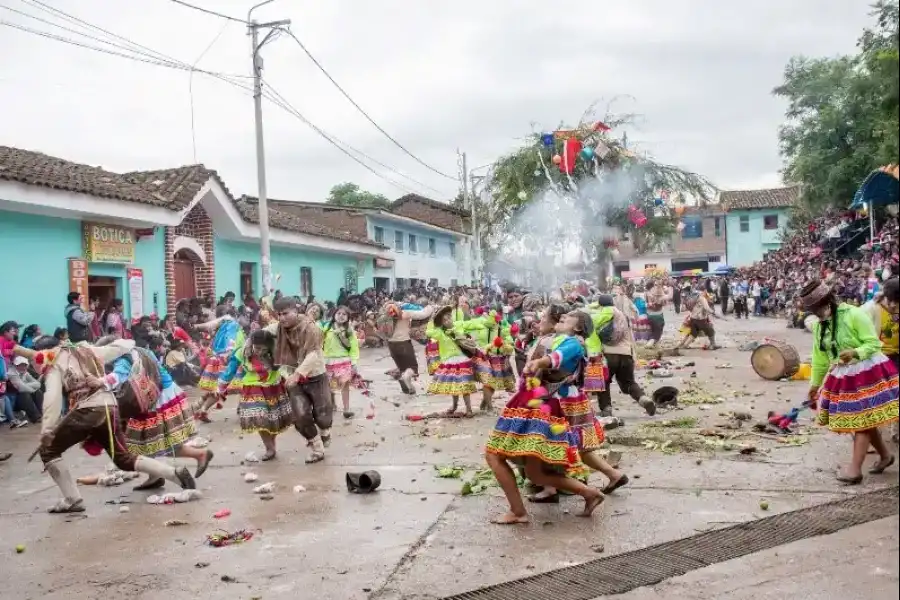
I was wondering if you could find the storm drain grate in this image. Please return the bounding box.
[441,486,899,600]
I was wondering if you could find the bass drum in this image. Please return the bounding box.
[751,340,800,381]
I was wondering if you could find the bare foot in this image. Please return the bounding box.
[578,490,604,517]
[443,409,459,417]
[463,411,475,418]
[260,449,277,461]
[491,511,529,525]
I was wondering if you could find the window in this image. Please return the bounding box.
[394,230,404,252]
[343,267,358,293]
[681,217,703,239]
[396,277,407,290]
[739,215,750,232]
[373,226,384,244]
[300,267,313,298]
[714,217,722,238]
[408,234,417,254]
[763,214,779,230]
[240,261,256,298]
[708,255,722,262]
[428,278,439,287]
[450,278,458,287]
[644,263,658,270]
[428,238,436,257]
[449,242,456,258]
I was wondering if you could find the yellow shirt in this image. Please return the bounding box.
[879,306,899,356]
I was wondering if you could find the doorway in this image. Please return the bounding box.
[174,250,197,301]
[374,277,390,293]
[88,275,120,311]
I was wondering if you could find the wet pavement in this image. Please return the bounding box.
[1,312,897,599]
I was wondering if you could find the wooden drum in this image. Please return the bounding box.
[751,341,800,381]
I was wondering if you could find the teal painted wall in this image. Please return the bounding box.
[725,208,792,267]
[0,210,166,334]
[214,237,371,303]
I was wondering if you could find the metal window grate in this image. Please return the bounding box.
[441,486,899,600]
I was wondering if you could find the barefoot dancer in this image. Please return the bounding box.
[802,280,898,484]
[35,339,195,513]
[426,306,479,416]
[195,307,245,422]
[118,337,213,490]
[271,297,332,464]
[473,310,515,412]
[484,306,604,524]
[526,308,627,504]
[323,306,360,419]
[218,329,293,461]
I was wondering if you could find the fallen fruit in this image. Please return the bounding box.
[759,500,769,511]
[15,544,25,554]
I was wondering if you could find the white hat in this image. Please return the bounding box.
[13,356,29,366]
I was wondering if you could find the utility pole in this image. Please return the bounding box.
[248,0,290,295]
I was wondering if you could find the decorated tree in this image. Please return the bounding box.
[479,109,714,286]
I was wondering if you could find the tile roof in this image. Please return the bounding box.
[234,197,383,247]
[720,186,800,211]
[391,193,472,234]
[392,193,471,217]
[122,165,223,210]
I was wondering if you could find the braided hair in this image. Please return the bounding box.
[800,280,839,359]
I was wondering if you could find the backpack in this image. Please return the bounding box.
[596,309,625,346]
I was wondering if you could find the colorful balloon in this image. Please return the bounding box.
[580,147,595,160]
[654,197,664,206]
[552,154,562,165]
[541,133,555,147]
[674,205,685,215]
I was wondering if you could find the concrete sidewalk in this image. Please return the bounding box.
[595,516,899,600]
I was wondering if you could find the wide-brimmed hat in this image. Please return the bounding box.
[799,280,832,310]
[433,305,454,325]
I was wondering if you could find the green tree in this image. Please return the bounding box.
[480,110,714,285]
[326,182,392,209]
[775,0,899,210]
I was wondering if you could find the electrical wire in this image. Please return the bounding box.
[2,5,446,195]
[282,28,458,181]
[166,0,247,24]
[189,21,232,162]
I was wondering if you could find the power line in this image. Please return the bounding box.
[282,28,458,181]
[166,0,247,24]
[3,6,446,196]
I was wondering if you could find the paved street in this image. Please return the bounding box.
[1,312,897,599]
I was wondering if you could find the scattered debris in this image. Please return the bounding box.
[119,506,130,513]
[258,494,274,501]
[15,544,25,554]
[185,437,210,449]
[244,472,259,483]
[213,508,231,519]
[243,452,260,463]
[292,485,307,493]
[206,529,254,547]
[221,575,237,583]
[252,482,276,495]
[165,519,190,527]
[642,416,698,429]
[194,561,209,568]
[759,500,770,511]
[77,465,141,487]
[146,490,202,505]
[435,465,465,479]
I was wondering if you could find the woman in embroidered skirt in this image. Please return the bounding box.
[484,306,604,524]
[472,310,515,412]
[195,307,245,422]
[525,307,628,503]
[323,306,360,419]
[862,278,899,443]
[121,338,213,490]
[218,329,293,461]
[426,306,478,416]
[801,279,898,484]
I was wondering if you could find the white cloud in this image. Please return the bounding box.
[1,0,875,202]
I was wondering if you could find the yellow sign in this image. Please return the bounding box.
[83,222,136,263]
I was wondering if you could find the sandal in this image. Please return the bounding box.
[305,451,325,464]
[868,455,895,474]
[836,474,863,486]
[601,474,629,495]
[194,449,214,479]
[491,513,529,525]
[527,492,560,504]
[48,499,85,514]
[579,491,605,517]
[343,411,355,419]
[260,449,277,461]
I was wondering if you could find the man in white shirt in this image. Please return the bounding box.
[7,356,42,423]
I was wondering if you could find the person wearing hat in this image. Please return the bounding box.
[6,355,43,424]
[801,279,898,484]
[425,306,478,416]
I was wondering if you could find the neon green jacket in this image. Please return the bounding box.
[425,321,471,361]
[468,315,514,355]
[810,304,882,388]
[323,325,360,364]
[584,305,613,356]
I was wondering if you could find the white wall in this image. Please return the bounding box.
[628,256,673,274]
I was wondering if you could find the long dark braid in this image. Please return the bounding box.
[816,297,840,359]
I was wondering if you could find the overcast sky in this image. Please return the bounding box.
[1,0,876,203]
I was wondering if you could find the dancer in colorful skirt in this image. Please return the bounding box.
[582,302,610,412]
[219,329,294,460]
[116,337,213,490]
[524,306,628,504]
[472,309,515,412]
[631,292,652,343]
[322,306,360,419]
[801,279,898,484]
[195,307,245,422]
[484,307,604,524]
[426,306,479,416]
[862,278,899,443]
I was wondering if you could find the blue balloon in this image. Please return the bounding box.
[654,197,664,206]
[541,133,555,147]
[580,147,595,160]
